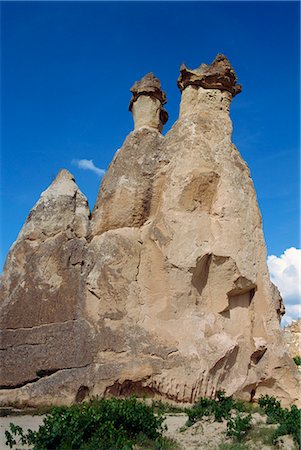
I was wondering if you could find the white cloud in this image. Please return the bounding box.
[267,247,300,322]
[72,159,105,177]
[281,305,301,326]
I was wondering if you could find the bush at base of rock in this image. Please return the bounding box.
[186,390,246,425]
[5,397,167,450]
[226,414,252,441]
[185,392,300,446]
[4,393,301,449]
[258,395,300,446]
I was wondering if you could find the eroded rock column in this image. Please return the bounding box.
[177,53,242,117]
[91,73,168,236]
[129,72,168,132]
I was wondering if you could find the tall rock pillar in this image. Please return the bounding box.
[91,73,168,236]
[178,53,241,116]
[129,72,168,132]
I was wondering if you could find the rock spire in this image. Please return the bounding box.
[0,55,299,409]
[129,72,168,132]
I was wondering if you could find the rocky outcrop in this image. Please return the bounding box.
[0,55,299,408]
[283,320,301,358]
[0,170,95,391]
[177,53,242,96]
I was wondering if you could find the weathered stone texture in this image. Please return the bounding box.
[129,72,168,132]
[177,53,242,96]
[91,128,164,236]
[283,320,301,358]
[0,56,299,408]
[0,170,94,392]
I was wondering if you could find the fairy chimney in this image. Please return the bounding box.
[1,55,300,410]
[178,53,242,116]
[129,72,168,132]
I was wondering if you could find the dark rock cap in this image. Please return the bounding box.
[129,72,167,111]
[177,54,242,97]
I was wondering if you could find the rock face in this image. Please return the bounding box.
[283,320,301,359]
[0,54,300,408]
[0,170,94,392]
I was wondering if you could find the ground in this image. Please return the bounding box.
[0,410,297,450]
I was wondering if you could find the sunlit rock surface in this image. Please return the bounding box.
[1,55,299,408]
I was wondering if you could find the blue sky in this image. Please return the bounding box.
[1,1,300,321]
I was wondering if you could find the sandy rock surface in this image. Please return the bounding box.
[0,54,299,409]
[283,320,301,358]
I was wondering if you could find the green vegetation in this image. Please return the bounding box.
[5,397,176,450]
[258,395,301,446]
[219,443,249,450]
[4,393,300,449]
[226,413,252,441]
[151,399,186,415]
[186,391,300,447]
[258,394,283,423]
[186,390,246,426]
[293,355,301,365]
[246,425,275,446]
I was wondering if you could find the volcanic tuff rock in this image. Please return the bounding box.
[283,320,301,359]
[0,54,300,408]
[129,72,168,132]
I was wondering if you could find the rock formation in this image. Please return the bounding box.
[283,320,301,359]
[129,72,168,132]
[0,54,300,408]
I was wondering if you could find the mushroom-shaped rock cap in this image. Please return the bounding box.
[177,54,242,97]
[129,72,167,111]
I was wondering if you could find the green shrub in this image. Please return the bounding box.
[213,390,247,421]
[293,355,301,366]
[5,397,166,450]
[272,405,301,446]
[186,397,213,425]
[186,392,300,447]
[186,390,246,426]
[258,395,301,446]
[258,394,284,423]
[226,414,252,441]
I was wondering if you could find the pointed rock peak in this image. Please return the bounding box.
[177,54,242,96]
[55,169,75,183]
[17,168,90,241]
[129,72,167,111]
[42,168,83,200]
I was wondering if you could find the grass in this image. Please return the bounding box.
[245,425,275,446]
[151,400,187,415]
[219,443,249,450]
[135,433,181,449]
